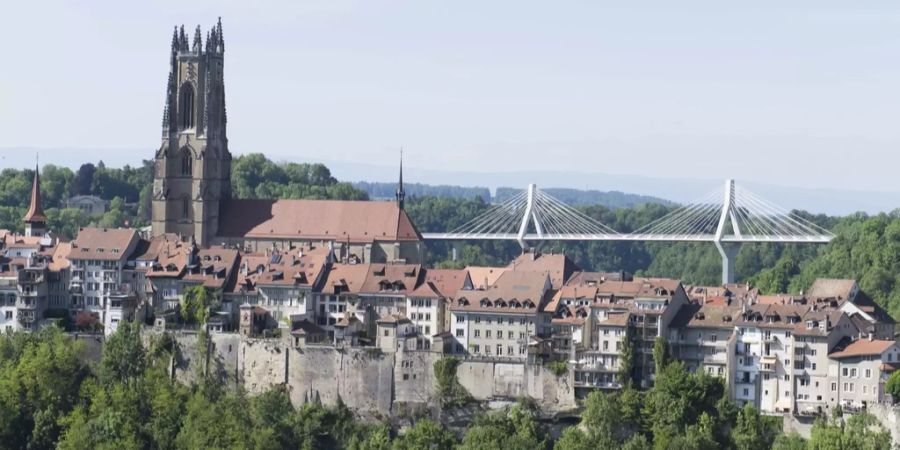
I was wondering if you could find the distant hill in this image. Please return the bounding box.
[353,182,492,202]
[354,181,673,208]
[495,187,674,208]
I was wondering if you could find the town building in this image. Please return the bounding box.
[68,227,141,335]
[65,195,109,216]
[450,271,552,359]
[828,338,900,411]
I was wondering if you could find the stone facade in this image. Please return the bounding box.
[151,21,231,247]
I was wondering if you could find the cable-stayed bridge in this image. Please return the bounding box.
[421,180,833,284]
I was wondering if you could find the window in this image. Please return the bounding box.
[456,329,463,337]
[865,369,872,379]
[851,368,858,378]
[603,341,608,350]
[485,330,491,338]
[473,345,480,353]
[743,388,749,396]
[843,368,849,377]
[182,197,190,218]
[456,316,465,323]
[831,382,837,392]
[179,83,195,130]
[474,330,480,338]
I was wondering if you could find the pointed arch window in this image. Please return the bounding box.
[182,196,190,219]
[179,83,195,130]
[181,147,192,176]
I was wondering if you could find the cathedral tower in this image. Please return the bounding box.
[151,19,231,246]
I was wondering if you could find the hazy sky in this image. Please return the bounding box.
[2,1,900,193]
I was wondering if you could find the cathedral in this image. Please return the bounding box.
[151,20,424,264]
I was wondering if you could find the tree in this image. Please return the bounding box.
[72,163,96,196]
[98,321,146,386]
[393,420,456,450]
[618,335,634,387]
[731,403,781,450]
[175,391,253,449]
[74,311,102,332]
[885,369,900,402]
[581,391,625,440]
[652,337,669,372]
[771,432,806,450]
[553,427,600,450]
[181,285,214,325]
[458,405,546,450]
[0,327,88,448]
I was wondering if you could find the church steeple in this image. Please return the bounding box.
[395,150,405,210]
[152,19,232,247]
[23,164,47,237]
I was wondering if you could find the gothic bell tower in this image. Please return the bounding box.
[151,19,231,246]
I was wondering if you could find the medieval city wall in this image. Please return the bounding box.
[134,330,575,417]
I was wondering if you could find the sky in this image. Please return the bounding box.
[2,1,900,202]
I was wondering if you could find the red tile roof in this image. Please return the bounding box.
[320,263,370,295]
[508,252,579,289]
[217,199,421,243]
[70,228,138,261]
[829,339,897,359]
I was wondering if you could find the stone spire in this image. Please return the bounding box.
[192,25,202,52]
[395,149,405,210]
[170,26,179,53]
[23,164,47,236]
[216,17,224,52]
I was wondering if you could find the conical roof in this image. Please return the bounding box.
[22,165,47,224]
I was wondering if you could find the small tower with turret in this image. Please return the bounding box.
[22,165,47,238]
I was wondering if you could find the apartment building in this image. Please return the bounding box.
[828,338,900,411]
[357,263,423,319]
[668,302,740,390]
[450,271,551,359]
[254,247,330,328]
[315,263,368,333]
[732,301,858,415]
[422,268,472,333]
[68,228,141,335]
